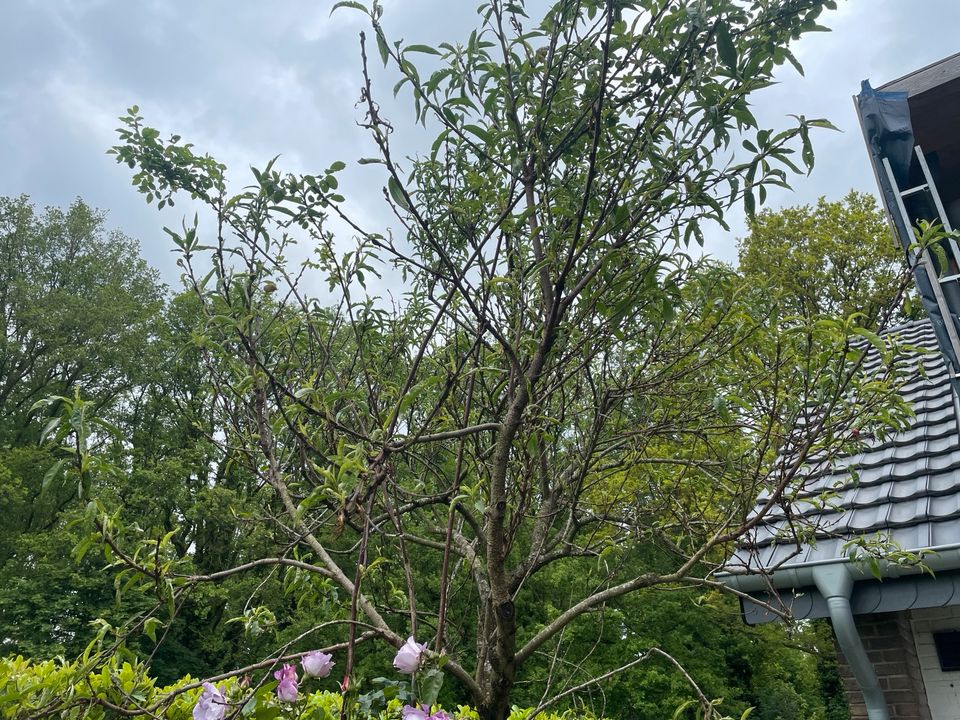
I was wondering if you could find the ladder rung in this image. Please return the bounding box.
[901,184,929,197]
[940,272,960,283]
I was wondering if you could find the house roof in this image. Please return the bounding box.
[878,51,960,96]
[727,319,960,574]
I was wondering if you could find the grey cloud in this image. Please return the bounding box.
[2,1,958,282]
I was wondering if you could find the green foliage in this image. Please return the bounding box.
[98,0,910,715]
[0,655,596,720]
[0,458,120,659]
[0,204,287,679]
[738,191,914,322]
[0,195,167,662]
[0,195,164,445]
[0,1,917,719]
[506,546,847,720]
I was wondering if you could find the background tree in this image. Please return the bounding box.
[737,190,916,322]
[0,195,167,660]
[0,195,164,445]
[0,204,276,678]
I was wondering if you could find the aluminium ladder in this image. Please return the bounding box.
[882,145,960,376]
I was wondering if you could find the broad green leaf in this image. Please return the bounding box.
[404,44,441,56]
[463,124,492,144]
[715,21,737,71]
[143,617,163,643]
[376,31,389,66]
[387,176,410,210]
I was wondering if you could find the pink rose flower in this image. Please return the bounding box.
[393,636,427,674]
[274,663,299,703]
[192,683,226,720]
[301,650,335,678]
[401,705,449,720]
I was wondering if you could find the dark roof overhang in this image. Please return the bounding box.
[739,567,960,625]
[879,51,960,96]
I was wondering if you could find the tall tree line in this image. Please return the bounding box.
[0,188,905,720]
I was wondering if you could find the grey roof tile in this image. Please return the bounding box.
[729,319,960,572]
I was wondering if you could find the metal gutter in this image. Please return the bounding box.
[812,564,889,720]
[715,543,960,592]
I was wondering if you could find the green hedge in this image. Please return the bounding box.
[0,655,595,720]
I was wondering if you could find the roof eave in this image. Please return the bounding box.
[877,51,960,96]
[716,541,960,593]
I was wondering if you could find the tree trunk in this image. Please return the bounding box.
[477,669,516,720]
[473,597,517,720]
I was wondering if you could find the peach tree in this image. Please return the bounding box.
[34,1,918,719]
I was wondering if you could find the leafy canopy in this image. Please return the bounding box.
[10,1,922,719]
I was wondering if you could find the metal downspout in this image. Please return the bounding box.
[812,565,889,720]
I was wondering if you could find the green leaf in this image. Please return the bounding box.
[254,705,282,720]
[416,667,444,706]
[72,533,96,563]
[431,128,451,159]
[39,416,62,444]
[404,44,441,56]
[144,617,163,643]
[463,124,492,144]
[853,327,885,354]
[387,176,410,210]
[715,22,738,71]
[660,297,675,322]
[40,459,67,496]
[330,1,369,15]
[783,48,804,76]
[801,130,814,173]
[376,31,389,66]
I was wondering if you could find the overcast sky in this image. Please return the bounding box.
[1,0,958,287]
